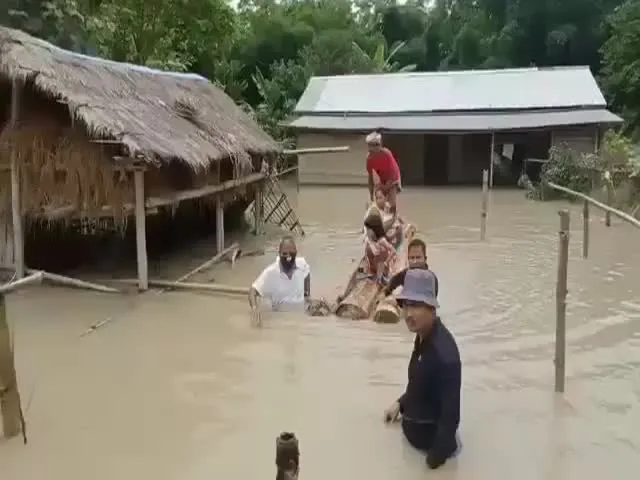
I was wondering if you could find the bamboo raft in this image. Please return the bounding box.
[335,223,415,322]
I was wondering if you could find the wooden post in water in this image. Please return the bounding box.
[489,133,495,188]
[480,169,489,241]
[254,182,264,235]
[582,200,589,259]
[133,169,148,291]
[216,195,224,254]
[605,183,613,227]
[555,210,570,393]
[0,294,25,442]
[10,78,24,279]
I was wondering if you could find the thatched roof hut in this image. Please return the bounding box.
[0,26,279,170]
[0,27,280,286]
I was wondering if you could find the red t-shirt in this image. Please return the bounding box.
[366,147,400,184]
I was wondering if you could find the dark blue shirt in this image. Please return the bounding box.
[398,317,461,461]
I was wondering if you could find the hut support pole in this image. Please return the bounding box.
[555,210,570,393]
[216,196,224,254]
[489,132,495,189]
[254,182,264,235]
[133,169,148,291]
[10,79,24,279]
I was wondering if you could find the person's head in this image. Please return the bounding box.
[373,187,387,210]
[396,269,439,334]
[364,212,386,240]
[365,131,382,154]
[407,238,427,268]
[279,235,297,272]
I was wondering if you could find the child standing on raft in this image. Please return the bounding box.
[363,211,396,284]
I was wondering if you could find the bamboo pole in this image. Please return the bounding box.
[546,182,640,229]
[109,278,249,296]
[216,196,224,254]
[10,78,24,279]
[582,200,589,259]
[0,271,42,443]
[254,182,264,235]
[282,146,349,155]
[489,132,495,189]
[555,210,570,393]
[30,269,118,293]
[480,169,489,241]
[172,242,240,286]
[605,181,613,227]
[133,169,148,291]
[0,293,24,441]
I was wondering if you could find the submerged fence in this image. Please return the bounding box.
[546,182,640,394]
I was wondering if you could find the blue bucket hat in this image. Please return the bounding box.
[396,269,439,309]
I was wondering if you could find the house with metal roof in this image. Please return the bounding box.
[287,67,622,186]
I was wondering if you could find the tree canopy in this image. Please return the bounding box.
[2,0,640,139]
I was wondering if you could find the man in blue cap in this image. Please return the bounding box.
[383,269,461,470]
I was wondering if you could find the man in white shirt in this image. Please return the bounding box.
[249,236,311,326]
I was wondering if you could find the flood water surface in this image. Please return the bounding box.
[3,186,640,480]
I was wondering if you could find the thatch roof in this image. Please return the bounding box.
[0,27,280,170]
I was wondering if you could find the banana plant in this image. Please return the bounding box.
[352,39,417,73]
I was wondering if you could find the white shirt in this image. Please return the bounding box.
[252,256,311,310]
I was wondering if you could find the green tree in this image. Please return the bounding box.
[600,0,640,135]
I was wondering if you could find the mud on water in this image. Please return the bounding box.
[2,184,640,479]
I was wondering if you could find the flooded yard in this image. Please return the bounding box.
[2,186,640,479]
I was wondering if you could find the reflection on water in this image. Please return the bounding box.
[2,185,640,479]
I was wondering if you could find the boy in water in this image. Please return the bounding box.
[382,238,438,297]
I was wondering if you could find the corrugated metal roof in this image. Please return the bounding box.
[287,109,623,132]
[294,67,607,114]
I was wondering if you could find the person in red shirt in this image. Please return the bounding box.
[365,132,402,214]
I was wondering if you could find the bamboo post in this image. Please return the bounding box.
[605,182,613,227]
[480,169,489,241]
[254,182,264,235]
[0,271,42,443]
[489,132,495,188]
[555,210,570,393]
[582,200,589,259]
[216,195,224,254]
[10,78,24,279]
[0,293,23,440]
[133,169,148,291]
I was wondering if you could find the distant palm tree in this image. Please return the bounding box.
[353,40,417,73]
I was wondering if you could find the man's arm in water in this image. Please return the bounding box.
[248,287,261,309]
[249,266,270,308]
[384,268,407,296]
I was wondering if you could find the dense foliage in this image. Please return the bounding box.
[2,0,640,141]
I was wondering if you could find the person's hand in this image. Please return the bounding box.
[250,306,262,327]
[383,401,401,424]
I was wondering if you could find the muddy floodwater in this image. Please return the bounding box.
[2,185,640,480]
